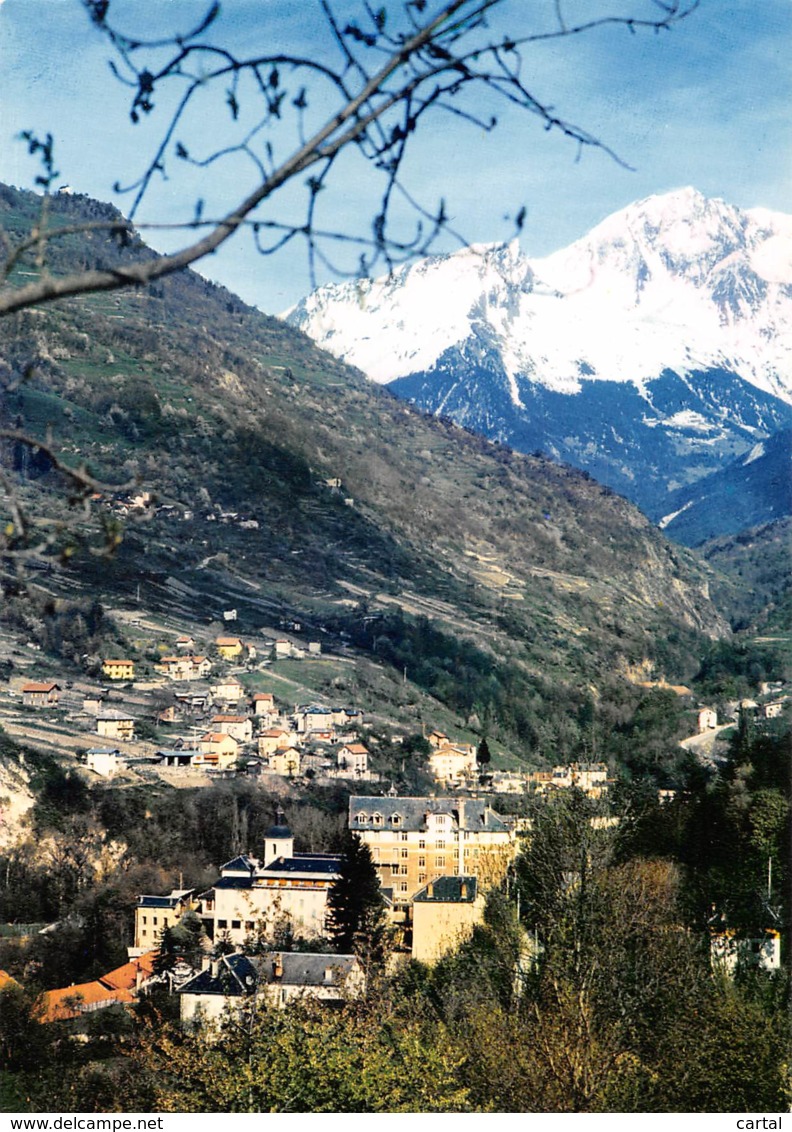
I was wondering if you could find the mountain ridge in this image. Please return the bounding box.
[287,188,792,520]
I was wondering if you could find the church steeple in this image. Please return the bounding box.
[263,806,294,865]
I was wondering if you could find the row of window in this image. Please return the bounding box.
[216,919,256,932]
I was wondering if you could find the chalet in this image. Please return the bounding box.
[179,951,362,1024]
[96,712,135,742]
[21,681,61,708]
[210,714,253,743]
[175,635,195,650]
[102,659,135,681]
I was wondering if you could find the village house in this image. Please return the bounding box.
[96,711,135,742]
[427,743,477,788]
[216,636,244,660]
[39,951,159,1022]
[210,714,253,743]
[336,742,370,777]
[210,676,245,704]
[132,889,197,954]
[159,655,212,681]
[198,732,240,767]
[269,746,301,777]
[411,875,486,963]
[761,699,786,720]
[178,951,362,1024]
[295,705,334,733]
[258,728,295,757]
[697,707,718,732]
[21,681,61,708]
[175,635,195,651]
[82,692,107,716]
[101,659,135,681]
[252,692,276,716]
[85,748,122,777]
[349,796,520,908]
[274,639,293,659]
[195,815,341,946]
[550,762,609,797]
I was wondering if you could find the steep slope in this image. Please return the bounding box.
[287,188,792,517]
[0,185,728,747]
[659,429,792,545]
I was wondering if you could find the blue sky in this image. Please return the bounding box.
[1,0,789,313]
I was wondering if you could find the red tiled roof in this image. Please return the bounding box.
[100,950,158,992]
[40,981,135,1022]
[21,682,60,693]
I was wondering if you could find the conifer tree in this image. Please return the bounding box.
[326,832,389,969]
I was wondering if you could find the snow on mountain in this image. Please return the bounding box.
[285,189,792,524]
[286,187,792,404]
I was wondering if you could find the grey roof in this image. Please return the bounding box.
[137,894,180,908]
[221,854,258,875]
[348,796,512,834]
[261,853,340,876]
[413,875,478,904]
[179,951,358,997]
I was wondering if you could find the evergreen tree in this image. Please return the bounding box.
[326,832,389,969]
[476,738,492,769]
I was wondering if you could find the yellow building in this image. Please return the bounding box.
[102,659,135,681]
[411,875,485,963]
[96,712,135,741]
[216,636,243,660]
[349,796,519,909]
[133,888,196,953]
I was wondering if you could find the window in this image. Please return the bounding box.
[218,919,228,928]
[401,831,408,841]
[437,840,445,850]
[142,929,147,938]
[436,856,445,867]
[400,865,408,876]
[418,873,426,883]
[401,848,408,858]
[245,921,254,931]
[142,916,147,925]
[232,920,241,930]
[391,813,401,826]
[400,882,408,893]
[357,812,368,824]
[419,839,426,849]
[418,856,426,868]
[372,812,383,826]
[153,917,158,926]
[372,848,380,860]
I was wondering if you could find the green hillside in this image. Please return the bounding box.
[0,184,728,755]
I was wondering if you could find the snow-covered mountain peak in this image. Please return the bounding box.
[285,189,792,401]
